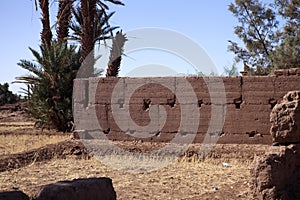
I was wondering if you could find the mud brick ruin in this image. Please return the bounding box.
[251,90,300,199]
[73,68,300,144]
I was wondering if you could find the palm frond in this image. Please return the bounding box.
[106,31,127,77]
[14,75,41,85]
[17,60,44,77]
[16,41,81,132]
[69,5,118,44]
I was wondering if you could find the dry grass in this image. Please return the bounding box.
[0,122,34,132]
[0,120,71,155]
[0,121,34,126]
[0,157,251,199]
[0,114,264,199]
[0,134,70,155]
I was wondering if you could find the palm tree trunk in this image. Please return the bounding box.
[39,0,52,47]
[80,0,97,77]
[106,31,127,77]
[57,0,73,42]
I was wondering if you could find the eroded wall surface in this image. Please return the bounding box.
[73,73,300,144]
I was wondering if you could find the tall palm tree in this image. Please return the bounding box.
[38,0,52,47]
[78,0,124,77]
[57,0,74,42]
[80,0,97,63]
[17,0,125,131]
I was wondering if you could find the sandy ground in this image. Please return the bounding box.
[0,157,252,199]
[0,103,269,199]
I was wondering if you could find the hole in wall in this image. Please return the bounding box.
[269,98,277,109]
[150,130,161,136]
[180,131,189,136]
[143,99,151,111]
[288,104,295,108]
[246,131,256,138]
[118,99,124,108]
[234,97,242,109]
[209,132,224,137]
[198,99,203,108]
[128,130,135,135]
[103,128,110,134]
[167,98,176,108]
[218,132,224,137]
[287,96,293,102]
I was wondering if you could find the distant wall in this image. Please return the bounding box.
[73,69,300,144]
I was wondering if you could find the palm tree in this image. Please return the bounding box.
[57,0,74,42]
[69,7,119,44]
[16,41,81,131]
[77,0,124,77]
[35,0,73,44]
[38,0,52,47]
[17,0,124,131]
[80,0,97,64]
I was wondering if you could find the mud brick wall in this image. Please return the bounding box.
[73,73,300,144]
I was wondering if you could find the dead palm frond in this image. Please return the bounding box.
[106,31,127,77]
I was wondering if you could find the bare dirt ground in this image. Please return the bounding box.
[0,102,269,199]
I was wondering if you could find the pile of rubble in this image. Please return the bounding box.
[251,91,300,199]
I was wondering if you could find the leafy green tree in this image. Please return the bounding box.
[16,41,81,131]
[270,34,300,69]
[269,0,300,69]
[229,0,300,75]
[275,0,300,36]
[0,83,18,106]
[228,0,279,75]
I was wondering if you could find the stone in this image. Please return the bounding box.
[34,177,116,200]
[0,191,29,200]
[270,91,300,144]
[251,144,300,199]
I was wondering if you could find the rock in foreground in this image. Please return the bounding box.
[270,91,300,144]
[251,144,300,199]
[34,177,116,200]
[0,191,29,200]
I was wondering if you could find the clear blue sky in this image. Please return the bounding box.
[0,0,242,93]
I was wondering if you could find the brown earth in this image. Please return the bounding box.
[0,102,269,199]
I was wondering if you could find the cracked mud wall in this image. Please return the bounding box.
[73,74,300,144]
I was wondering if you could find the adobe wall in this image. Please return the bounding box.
[73,70,300,144]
